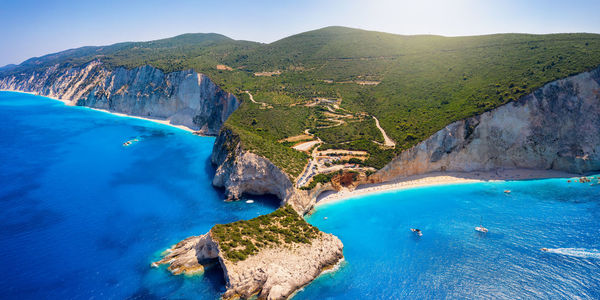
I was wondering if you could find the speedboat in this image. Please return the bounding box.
[410,228,423,236]
[475,226,488,233]
[123,138,140,147]
[504,190,511,194]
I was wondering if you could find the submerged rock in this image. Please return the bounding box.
[154,205,344,299]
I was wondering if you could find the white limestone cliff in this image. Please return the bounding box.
[372,66,600,182]
[154,228,343,300]
[0,61,239,135]
[211,127,314,213]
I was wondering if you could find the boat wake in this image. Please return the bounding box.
[543,248,600,259]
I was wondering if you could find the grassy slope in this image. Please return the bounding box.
[220,27,600,172]
[211,205,320,262]
[4,27,600,177]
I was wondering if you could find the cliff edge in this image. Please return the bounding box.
[372,66,600,182]
[0,61,239,135]
[211,126,314,213]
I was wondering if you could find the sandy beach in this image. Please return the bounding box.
[316,169,581,207]
[1,89,197,133]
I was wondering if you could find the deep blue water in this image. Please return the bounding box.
[300,179,600,299]
[2,92,600,299]
[0,92,278,299]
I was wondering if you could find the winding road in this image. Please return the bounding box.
[244,91,270,108]
[373,116,395,147]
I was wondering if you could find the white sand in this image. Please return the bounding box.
[88,107,196,133]
[1,89,197,133]
[316,169,579,207]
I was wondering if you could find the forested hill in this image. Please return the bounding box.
[4,26,600,179]
[2,33,260,75]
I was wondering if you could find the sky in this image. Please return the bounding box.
[0,0,599,66]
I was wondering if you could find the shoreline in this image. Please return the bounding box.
[315,169,581,207]
[0,89,199,133]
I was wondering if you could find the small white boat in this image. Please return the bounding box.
[475,226,488,233]
[410,228,423,236]
[122,138,140,147]
[245,200,254,204]
[475,216,488,233]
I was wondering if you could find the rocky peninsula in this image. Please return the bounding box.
[153,205,343,299]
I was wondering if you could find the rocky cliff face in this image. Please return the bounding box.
[0,61,239,134]
[211,127,314,213]
[373,66,600,182]
[219,231,343,299]
[154,227,343,300]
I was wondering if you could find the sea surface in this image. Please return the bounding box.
[2,91,600,299]
[0,92,278,299]
[300,179,600,299]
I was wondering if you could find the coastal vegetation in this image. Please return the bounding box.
[211,205,320,262]
[4,27,600,178]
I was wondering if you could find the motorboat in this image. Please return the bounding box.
[410,228,423,236]
[123,138,140,147]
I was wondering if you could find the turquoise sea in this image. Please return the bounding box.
[2,91,600,299]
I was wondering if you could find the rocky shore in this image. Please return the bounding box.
[154,206,344,299]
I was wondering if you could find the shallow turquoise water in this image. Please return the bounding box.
[2,91,600,299]
[300,179,600,299]
[0,92,277,299]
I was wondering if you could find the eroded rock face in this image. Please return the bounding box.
[0,61,239,134]
[153,233,219,276]
[211,127,313,213]
[154,229,343,300]
[372,66,600,182]
[220,232,343,300]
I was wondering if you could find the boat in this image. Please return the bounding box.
[122,138,140,147]
[504,190,511,194]
[245,200,254,204]
[410,228,423,236]
[475,226,488,233]
[475,216,488,233]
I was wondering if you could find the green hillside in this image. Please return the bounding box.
[4,26,600,179]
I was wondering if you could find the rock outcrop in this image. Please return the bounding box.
[211,127,313,213]
[219,232,342,300]
[372,66,600,182]
[153,233,219,276]
[154,215,344,299]
[0,61,239,134]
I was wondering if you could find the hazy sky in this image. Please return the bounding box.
[1,0,599,66]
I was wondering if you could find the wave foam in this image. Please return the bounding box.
[544,248,600,259]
